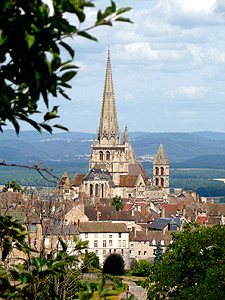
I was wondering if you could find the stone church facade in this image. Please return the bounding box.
[58,51,169,202]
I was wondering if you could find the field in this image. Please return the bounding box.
[0,162,225,197]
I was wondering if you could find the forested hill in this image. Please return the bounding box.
[0,130,225,163]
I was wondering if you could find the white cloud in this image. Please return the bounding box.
[164,86,210,98]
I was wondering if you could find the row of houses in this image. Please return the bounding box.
[0,190,224,267]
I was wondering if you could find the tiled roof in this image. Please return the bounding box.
[195,216,207,224]
[122,203,134,211]
[79,222,129,233]
[58,171,71,187]
[82,166,112,181]
[119,175,138,187]
[72,174,85,186]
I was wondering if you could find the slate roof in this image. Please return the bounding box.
[44,224,79,236]
[82,165,112,181]
[148,217,180,230]
[79,222,129,233]
[129,230,173,245]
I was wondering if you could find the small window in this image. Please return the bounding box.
[118,233,122,238]
[130,250,134,254]
[109,240,113,247]
[118,240,121,247]
[130,242,134,248]
[123,240,126,247]
[103,240,106,247]
[152,239,156,245]
[103,233,107,238]
[99,151,103,161]
[144,241,147,246]
[95,250,98,254]
[144,251,147,256]
[94,233,98,238]
[128,221,131,225]
[34,238,37,248]
[109,234,112,238]
[138,241,141,246]
[85,233,88,239]
[94,240,98,248]
[138,251,141,256]
[103,250,106,256]
[45,238,49,246]
[161,240,164,245]
[106,151,110,161]
[29,224,37,233]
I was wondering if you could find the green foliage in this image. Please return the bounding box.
[0,215,88,299]
[0,0,132,134]
[154,241,163,263]
[111,195,124,211]
[78,276,120,300]
[147,224,225,300]
[133,260,152,277]
[2,179,22,192]
[103,253,125,276]
[83,251,100,270]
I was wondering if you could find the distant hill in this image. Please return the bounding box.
[0,130,225,164]
[171,155,225,169]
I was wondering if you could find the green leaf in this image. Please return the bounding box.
[58,237,67,252]
[40,123,52,133]
[53,124,69,131]
[77,31,98,41]
[60,64,79,72]
[115,7,132,15]
[59,41,75,58]
[24,31,35,49]
[115,17,133,23]
[61,71,77,82]
[0,29,8,45]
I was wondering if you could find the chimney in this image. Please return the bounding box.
[161,206,165,218]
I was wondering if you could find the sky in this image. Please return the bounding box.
[23,0,225,133]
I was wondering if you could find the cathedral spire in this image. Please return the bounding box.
[123,125,129,144]
[153,143,169,165]
[97,50,120,145]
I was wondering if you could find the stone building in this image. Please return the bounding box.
[58,51,169,201]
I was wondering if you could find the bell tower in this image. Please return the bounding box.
[153,144,169,193]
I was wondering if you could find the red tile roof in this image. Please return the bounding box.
[72,174,85,186]
[119,175,138,187]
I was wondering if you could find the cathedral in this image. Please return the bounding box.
[58,51,169,202]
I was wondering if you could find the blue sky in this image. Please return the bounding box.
[23,1,225,133]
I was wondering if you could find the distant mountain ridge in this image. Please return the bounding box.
[0,130,225,164]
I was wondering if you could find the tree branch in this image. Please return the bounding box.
[0,161,60,183]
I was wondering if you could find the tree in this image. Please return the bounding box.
[133,259,151,277]
[2,179,22,192]
[147,224,225,300]
[154,241,163,263]
[103,253,125,276]
[83,251,100,270]
[111,195,124,211]
[0,0,132,134]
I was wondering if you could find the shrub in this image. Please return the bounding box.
[103,254,125,275]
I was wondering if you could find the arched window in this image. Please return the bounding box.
[155,178,159,186]
[155,167,159,175]
[106,151,110,161]
[99,151,103,161]
[161,178,164,187]
[161,167,164,175]
[90,184,93,196]
[95,184,99,196]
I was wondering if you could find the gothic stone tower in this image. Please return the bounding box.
[89,51,137,186]
[153,143,169,193]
